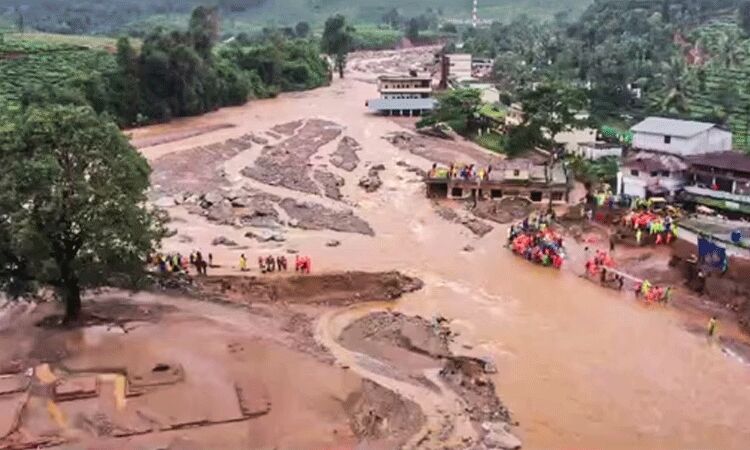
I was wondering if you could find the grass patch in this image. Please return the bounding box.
[474,131,505,153]
[4,32,141,50]
[479,103,506,121]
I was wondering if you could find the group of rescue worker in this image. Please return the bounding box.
[151,251,212,275]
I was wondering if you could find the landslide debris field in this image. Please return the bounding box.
[0,272,517,449]
[150,118,376,238]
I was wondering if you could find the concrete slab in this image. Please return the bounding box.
[234,380,271,417]
[0,393,27,439]
[128,362,184,392]
[0,374,30,396]
[55,375,98,401]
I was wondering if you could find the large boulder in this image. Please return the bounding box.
[482,422,522,450]
[206,200,235,224]
[201,191,224,209]
[211,236,238,247]
[245,229,286,243]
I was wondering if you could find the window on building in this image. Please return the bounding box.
[513,169,520,176]
[661,171,670,177]
[664,135,672,144]
[490,189,503,199]
[650,171,658,177]
[530,191,543,202]
[551,191,564,201]
[451,187,463,197]
[630,169,640,176]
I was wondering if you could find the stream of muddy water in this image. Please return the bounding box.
[132,50,750,449]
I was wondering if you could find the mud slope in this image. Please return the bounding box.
[198,271,423,306]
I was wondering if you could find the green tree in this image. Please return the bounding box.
[422,88,482,134]
[321,14,355,79]
[519,80,587,142]
[382,8,401,28]
[189,5,220,60]
[740,1,750,35]
[405,18,420,42]
[15,7,24,32]
[440,23,457,33]
[0,104,164,323]
[295,21,311,38]
[112,37,142,126]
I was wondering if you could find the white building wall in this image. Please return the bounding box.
[632,128,732,156]
[621,174,646,198]
[576,144,622,160]
[619,169,686,198]
[632,132,698,155]
[447,54,472,79]
[707,128,733,152]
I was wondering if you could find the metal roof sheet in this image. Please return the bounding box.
[631,117,718,138]
[367,98,437,111]
[686,151,750,173]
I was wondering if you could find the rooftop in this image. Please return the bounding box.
[378,74,432,82]
[580,141,622,149]
[367,98,436,111]
[686,151,750,173]
[680,215,750,247]
[623,151,688,172]
[631,117,719,138]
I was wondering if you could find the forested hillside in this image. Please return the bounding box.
[0,0,591,35]
[462,0,750,150]
[0,7,331,127]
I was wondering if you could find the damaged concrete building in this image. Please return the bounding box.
[425,160,569,205]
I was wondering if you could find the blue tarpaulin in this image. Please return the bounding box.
[698,237,727,269]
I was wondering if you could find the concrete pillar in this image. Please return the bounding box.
[732,180,737,194]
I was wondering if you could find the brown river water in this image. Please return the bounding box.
[129,51,750,449]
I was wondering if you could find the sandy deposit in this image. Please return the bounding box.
[0,272,429,450]
[433,202,495,237]
[335,311,518,449]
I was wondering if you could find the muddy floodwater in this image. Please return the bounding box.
[89,49,750,448]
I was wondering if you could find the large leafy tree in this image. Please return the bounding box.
[189,5,220,60]
[423,88,482,134]
[321,14,355,79]
[0,104,165,323]
[519,80,588,142]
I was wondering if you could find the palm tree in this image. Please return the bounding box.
[656,55,693,113]
[704,27,747,68]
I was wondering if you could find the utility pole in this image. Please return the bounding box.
[472,0,478,28]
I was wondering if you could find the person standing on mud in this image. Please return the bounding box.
[195,251,203,273]
[258,256,266,273]
[208,253,214,268]
[707,316,718,338]
[239,254,248,272]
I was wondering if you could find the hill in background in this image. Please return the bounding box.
[0,0,592,35]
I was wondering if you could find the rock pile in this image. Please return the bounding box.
[241,119,343,197]
[359,164,385,193]
[434,204,494,237]
[330,136,362,172]
[280,199,375,236]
